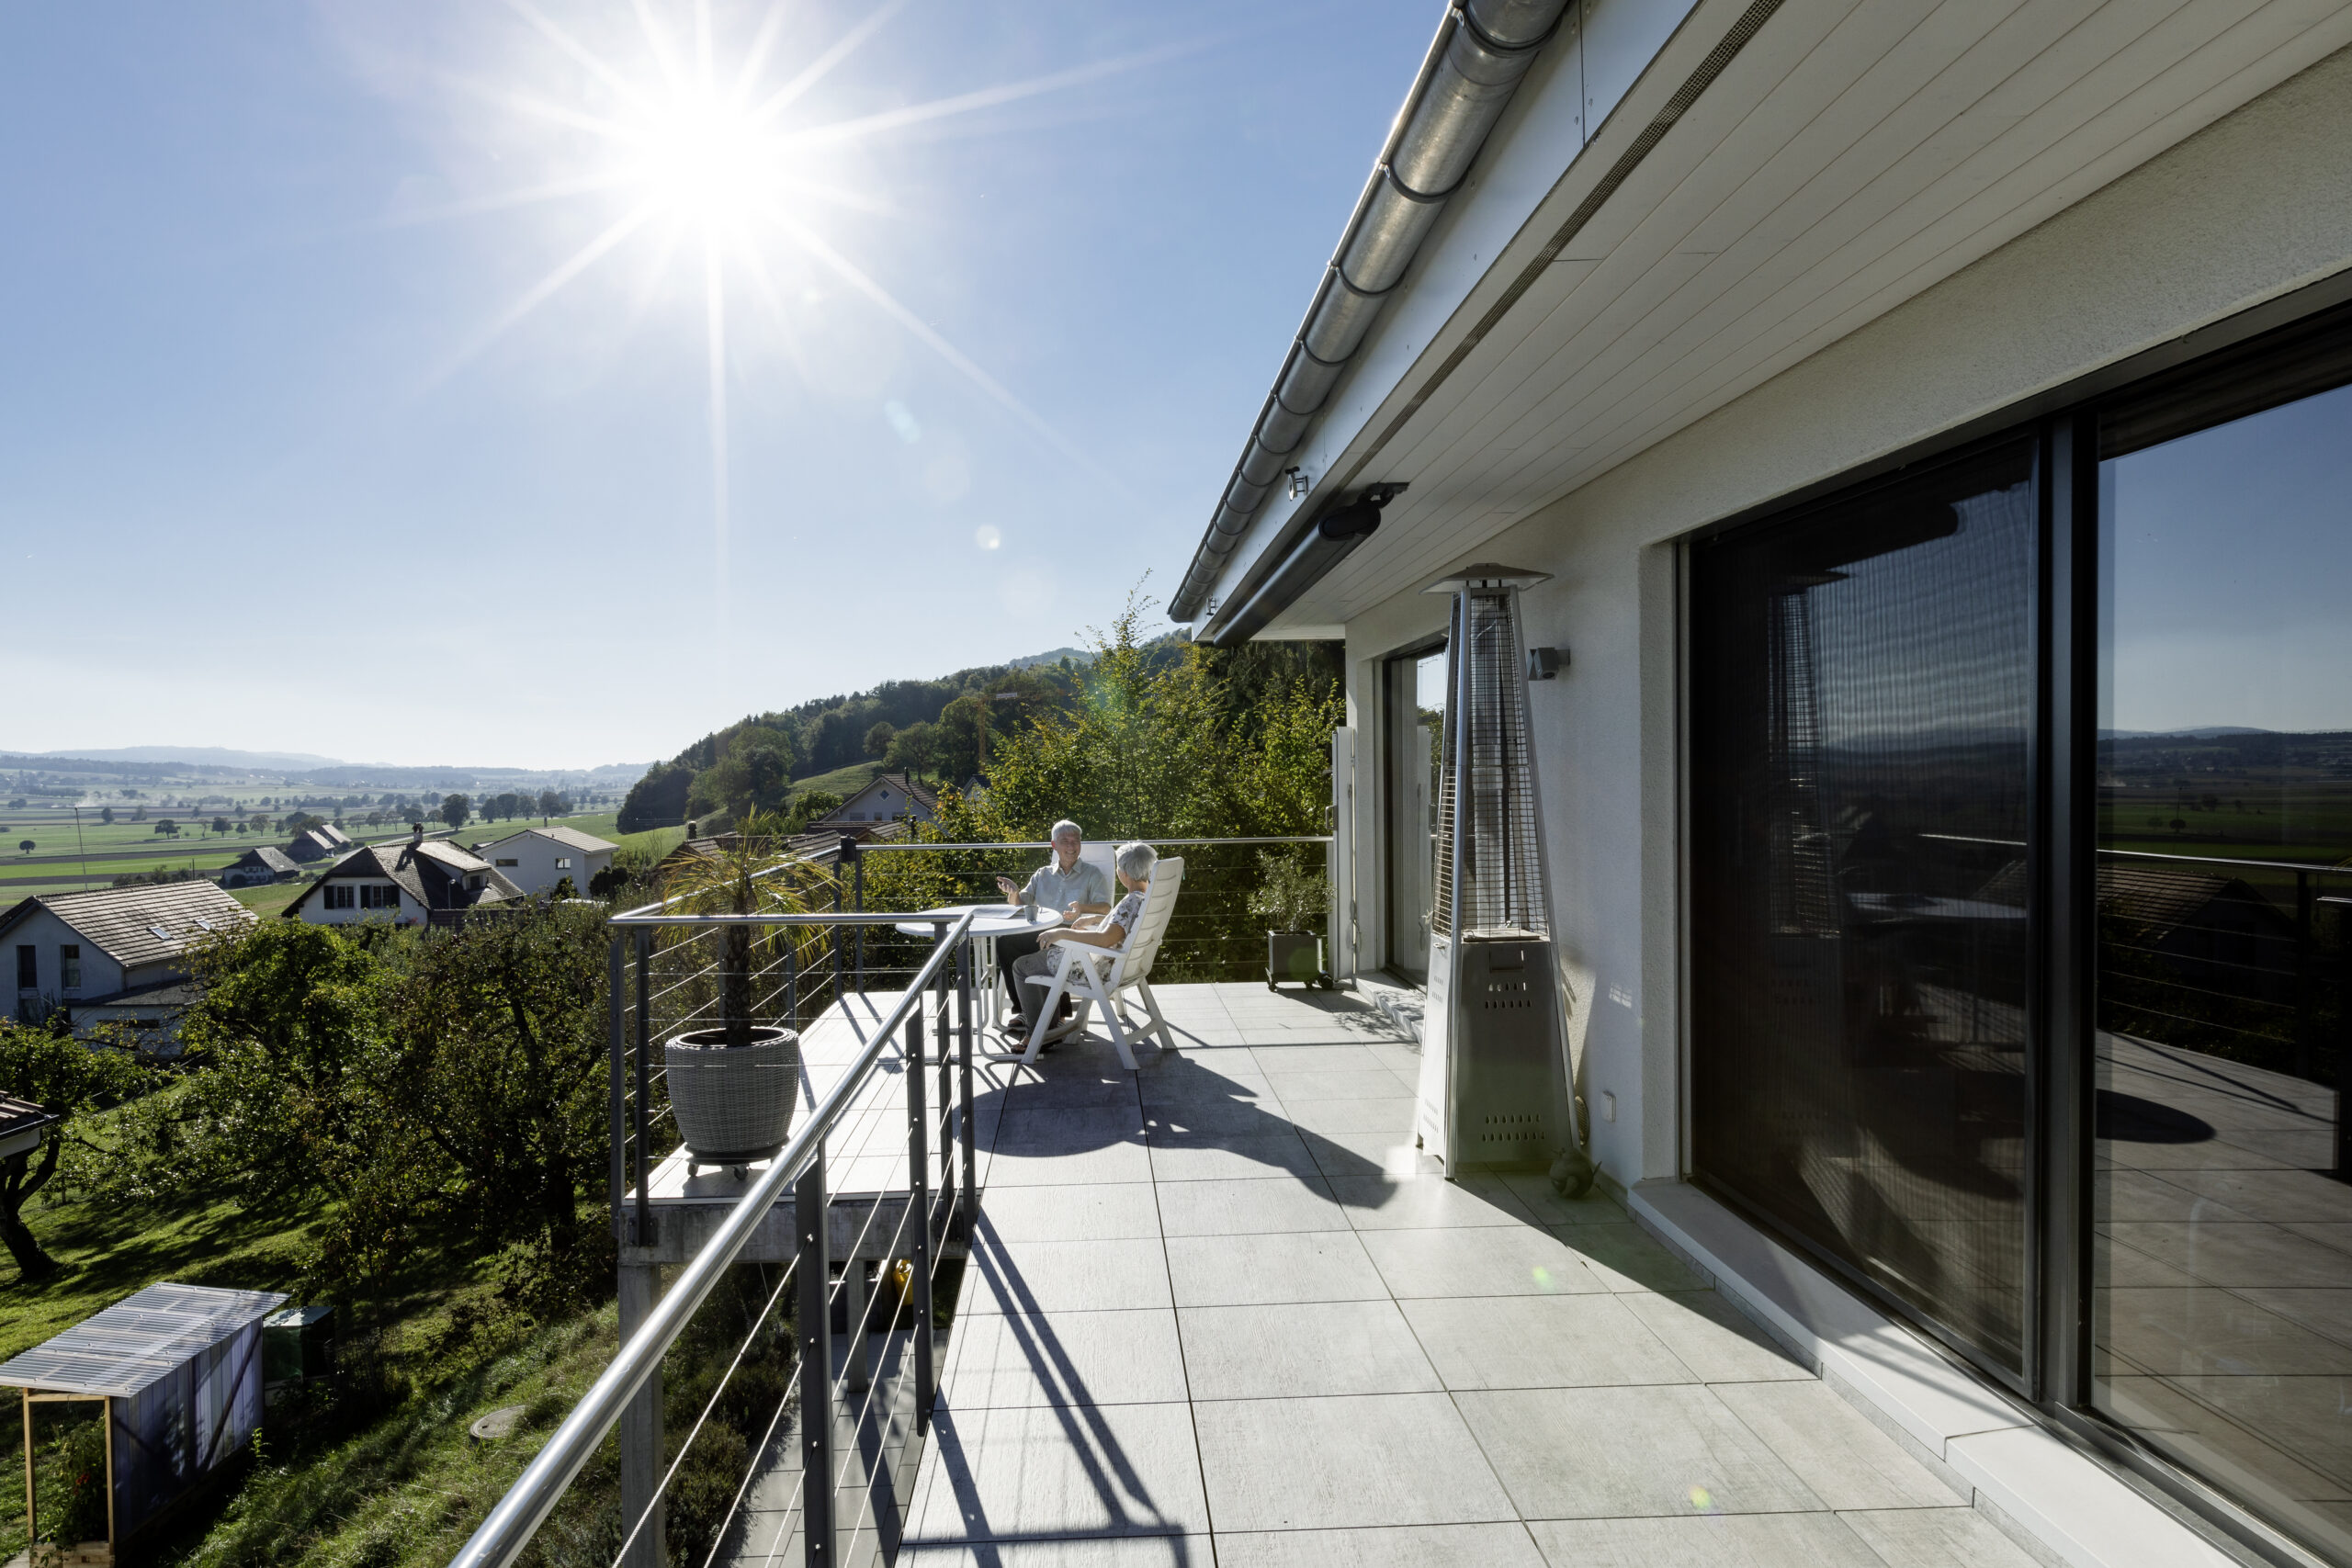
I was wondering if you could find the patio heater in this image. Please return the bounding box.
[1413,564,1578,1174]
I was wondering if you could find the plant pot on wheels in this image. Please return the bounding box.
[665,1025,800,1176]
[1266,931,1330,990]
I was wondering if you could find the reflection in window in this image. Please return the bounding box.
[2093,372,2352,1562]
[1691,437,2038,1375]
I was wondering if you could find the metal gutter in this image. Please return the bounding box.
[1169,0,1574,624]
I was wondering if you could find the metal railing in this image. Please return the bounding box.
[450,898,980,1568]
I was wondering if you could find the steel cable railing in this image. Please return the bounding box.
[449,903,978,1568]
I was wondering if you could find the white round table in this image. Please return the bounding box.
[894,904,1062,1029]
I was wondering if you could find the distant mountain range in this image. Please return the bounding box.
[2098,727,2280,739]
[28,745,348,770]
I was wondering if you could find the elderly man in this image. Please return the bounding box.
[992,819,1111,1023]
[1007,840,1158,1044]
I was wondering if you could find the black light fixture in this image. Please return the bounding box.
[1205,483,1406,648]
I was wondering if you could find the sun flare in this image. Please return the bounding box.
[631,93,777,225]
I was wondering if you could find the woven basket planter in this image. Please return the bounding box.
[665,1025,801,1172]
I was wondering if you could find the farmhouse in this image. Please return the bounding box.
[219,845,300,888]
[0,880,254,1035]
[814,773,935,829]
[473,823,617,897]
[284,823,353,863]
[285,828,524,927]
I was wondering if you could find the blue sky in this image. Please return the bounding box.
[1,0,1435,768]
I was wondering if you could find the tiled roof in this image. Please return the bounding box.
[288,840,526,917]
[0,1094,54,1144]
[483,824,617,854]
[0,1282,287,1397]
[232,846,300,874]
[0,881,254,971]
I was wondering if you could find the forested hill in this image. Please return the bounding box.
[617,633,1341,834]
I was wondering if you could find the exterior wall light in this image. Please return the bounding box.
[1527,647,1565,681]
[1286,468,1309,500]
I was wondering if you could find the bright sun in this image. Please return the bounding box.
[632,93,775,225]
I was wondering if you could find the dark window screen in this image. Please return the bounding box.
[1690,436,2039,1374]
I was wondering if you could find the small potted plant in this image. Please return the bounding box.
[1249,850,1331,990]
[659,837,817,1175]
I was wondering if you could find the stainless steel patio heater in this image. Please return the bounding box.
[1413,564,1577,1173]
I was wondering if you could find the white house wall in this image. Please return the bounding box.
[1338,43,2352,1194]
[481,833,611,897]
[6,908,129,1014]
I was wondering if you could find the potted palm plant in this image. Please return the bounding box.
[659,836,821,1176]
[1249,850,1331,990]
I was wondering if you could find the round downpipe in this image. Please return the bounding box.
[1172,0,1570,626]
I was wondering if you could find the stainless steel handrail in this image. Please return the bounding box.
[859,834,1334,851]
[447,904,978,1568]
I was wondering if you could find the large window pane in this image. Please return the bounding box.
[1691,437,2038,1375]
[2094,373,2352,1562]
[1385,648,1446,982]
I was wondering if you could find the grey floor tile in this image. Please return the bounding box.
[1300,1130,1443,1181]
[1557,1223,1707,1292]
[995,1107,1149,1153]
[1358,1224,1608,1298]
[964,1236,1174,1314]
[1154,1176,1345,1237]
[979,1182,1163,1242]
[1712,1382,1962,1508]
[1193,1392,1517,1530]
[1264,1067,1421,1100]
[1216,1522,1545,1567]
[1137,1064,1275,1106]
[1162,1229,1389,1306]
[1527,1512,1887,1567]
[1492,1171,1628,1227]
[1329,1173,1538,1230]
[942,1308,1189,1408]
[986,1139,1155,1187]
[1244,1043,1394,1073]
[1282,1097,1422,1136]
[1458,1384,1825,1518]
[905,1400,1209,1541]
[1178,1299,1442,1400]
[1621,1291,1812,1382]
[1146,1133,1323,1184]
[898,1538,1215,1565]
[1144,1099,1300,1136]
[1838,1506,2046,1566]
[1401,1293,1696,1389]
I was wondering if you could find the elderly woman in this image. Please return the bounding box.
[991,818,1110,1019]
[1006,840,1157,1045]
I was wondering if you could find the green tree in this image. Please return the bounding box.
[154,818,178,836]
[388,903,609,1239]
[886,720,941,781]
[784,790,843,832]
[0,1021,149,1280]
[16,840,30,856]
[865,721,898,760]
[538,788,563,820]
[441,793,470,830]
[98,806,114,826]
[212,816,232,836]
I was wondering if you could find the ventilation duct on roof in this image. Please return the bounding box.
[1170,0,1573,625]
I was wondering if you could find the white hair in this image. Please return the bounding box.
[1114,840,1158,884]
[1050,819,1082,841]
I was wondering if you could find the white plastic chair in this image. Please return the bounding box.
[1013,856,1184,1070]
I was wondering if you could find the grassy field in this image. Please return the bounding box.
[0,812,633,893]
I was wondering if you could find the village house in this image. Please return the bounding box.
[0,881,254,1038]
[283,823,353,863]
[472,823,618,897]
[812,773,935,829]
[218,845,300,889]
[284,827,523,927]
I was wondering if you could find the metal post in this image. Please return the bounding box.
[634,931,653,1248]
[784,938,798,1030]
[854,854,867,997]
[831,853,846,1013]
[618,1263,663,1568]
[797,1148,832,1567]
[609,936,626,1231]
[906,989,936,1432]
[2296,871,2315,1083]
[842,1259,870,1395]
[933,922,952,1205]
[958,937,977,1245]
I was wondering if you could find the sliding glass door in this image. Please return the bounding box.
[1384,644,1447,983]
[1686,302,2352,1562]
[1690,439,2040,1379]
[2091,344,2352,1561]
